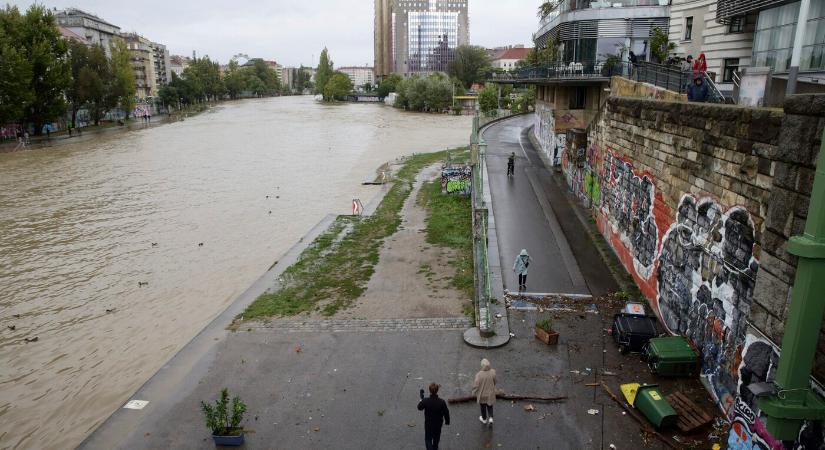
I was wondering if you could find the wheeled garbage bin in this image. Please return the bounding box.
[634,384,678,429]
[611,313,662,354]
[644,336,699,377]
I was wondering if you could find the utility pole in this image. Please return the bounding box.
[758,126,825,439]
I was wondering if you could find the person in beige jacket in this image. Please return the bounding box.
[472,358,497,426]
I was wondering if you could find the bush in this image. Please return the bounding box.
[536,317,554,332]
[201,388,247,436]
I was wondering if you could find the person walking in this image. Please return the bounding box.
[473,358,497,427]
[507,152,515,177]
[418,383,450,450]
[513,249,531,291]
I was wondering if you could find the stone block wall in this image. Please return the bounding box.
[561,93,825,447]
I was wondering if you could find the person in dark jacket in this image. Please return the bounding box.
[688,76,709,102]
[418,383,450,450]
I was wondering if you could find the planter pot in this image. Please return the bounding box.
[535,327,559,345]
[212,429,244,446]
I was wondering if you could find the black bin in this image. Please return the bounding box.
[611,313,662,354]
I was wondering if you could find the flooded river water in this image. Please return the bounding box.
[0,96,472,449]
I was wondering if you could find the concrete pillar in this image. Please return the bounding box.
[787,0,811,96]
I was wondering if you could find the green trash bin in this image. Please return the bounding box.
[644,336,698,377]
[634,384,678,429]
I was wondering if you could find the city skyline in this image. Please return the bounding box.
[8,0,540,67]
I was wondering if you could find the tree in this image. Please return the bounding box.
[650,27,675,63]
[251,59,279,94]
[448,45,492,89]
[537,1,561,19]
[478,85,498,114]
[376,73,402,97]
[424,74,452,111]
[16,5,70,133]
[363,82,372,92]
[393,73,452,112]
[65,41,89,126]
[315,48,334,98]
[323,72,353,101]
[519,40,560,68]
[223,60,244,99]
[81,45,110,125]
[109,38,135,119]
[0,7,32,125]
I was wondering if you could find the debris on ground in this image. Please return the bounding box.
[449,393,566,404]
[294,345,302,353]
[523,404,535,412]
[587,409,599,415]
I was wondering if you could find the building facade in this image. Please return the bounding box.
[338,66,376,90]
[122,33,158,99]
[151,42,172,88]
[374,0,394,80]
[490,46,531,72]
[530,0,670,164]
[56,8,121,57]
[392,0,469,76]
[170,55,191,77]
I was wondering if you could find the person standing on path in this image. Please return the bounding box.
[692,53,707,78]
[513,249,531,291]
[507,152,515,177]
[418,383,450,450]
[473,358,497,427]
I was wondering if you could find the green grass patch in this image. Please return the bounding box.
[416,159,474,300]
[239,148,465,321]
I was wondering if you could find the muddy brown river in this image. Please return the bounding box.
[0,96,472,449]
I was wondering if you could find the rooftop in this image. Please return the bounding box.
[493,48,532,61]
[57,8,120,30]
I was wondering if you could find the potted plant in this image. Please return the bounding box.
[201,388,247,446]
[535,316,559,345]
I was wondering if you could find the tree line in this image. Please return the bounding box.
[314,48,354,101]
[0,5,136,132]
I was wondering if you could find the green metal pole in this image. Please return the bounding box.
[759,127,825,440]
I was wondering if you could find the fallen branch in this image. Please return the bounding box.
[600,382,678,450]
[448,393,567,404]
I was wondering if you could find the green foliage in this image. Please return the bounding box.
[394,73,453,112]
[376,73,402,97]
[315,47,334,98]
[417,174,474,299]
[448,45,492,89]
[650,27,675,63]
[0,4,70,131]
[81,44,111,125]
[223,59,280,99]
[519,40,560,69]
[478,85,498,114]
[323,72,353,101]
[536,317,554,332]
[201,388,246,436]
[294,66,314,92]
[537,1,561,18]
[108,38,135,118]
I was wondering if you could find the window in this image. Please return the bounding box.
[569,87,586,109]
[753,2,800,72]
[722,58,740,82]
[684,17,693,40]
[728,16,745,33]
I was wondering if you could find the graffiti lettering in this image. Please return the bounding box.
[441,166,472,196]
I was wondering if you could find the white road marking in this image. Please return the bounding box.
[123,400,149,410]
[517,131,530,160]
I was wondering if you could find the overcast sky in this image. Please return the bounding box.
[10,0,541,66]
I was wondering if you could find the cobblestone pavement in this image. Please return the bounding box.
[246,317,472,332]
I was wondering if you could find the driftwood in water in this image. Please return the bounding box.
[447,393,567,404]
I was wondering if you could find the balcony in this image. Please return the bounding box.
[534,0,670,43]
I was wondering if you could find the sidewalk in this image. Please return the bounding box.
[482,115,615,297]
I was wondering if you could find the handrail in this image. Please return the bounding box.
[732,71,741,88]
[702,72,728,103]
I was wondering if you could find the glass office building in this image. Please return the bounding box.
[392,0,469,76]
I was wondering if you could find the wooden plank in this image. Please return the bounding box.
[666,392,712,433]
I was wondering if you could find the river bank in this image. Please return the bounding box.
[0,96,472,449]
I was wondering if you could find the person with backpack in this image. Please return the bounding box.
[513,249,531,291]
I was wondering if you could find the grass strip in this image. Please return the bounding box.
[240,148,465,320]
[416,175,474,302]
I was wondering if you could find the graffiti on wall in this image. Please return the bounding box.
[598,151,660,280]
[657,195,759,411]
[441,166,472,195]
[534,103,557,164]
[727,332,825,449]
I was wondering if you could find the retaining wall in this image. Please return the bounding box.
[561,93,825,447]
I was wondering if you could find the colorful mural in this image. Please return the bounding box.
[727,332,825,449]
[441,166,472,195]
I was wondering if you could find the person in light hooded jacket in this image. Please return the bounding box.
[473,358,497,426]
[513,249,531,291]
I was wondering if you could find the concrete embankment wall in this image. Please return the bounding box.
[562,93,825,447]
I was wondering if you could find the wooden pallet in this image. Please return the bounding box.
[667,391,713,433]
